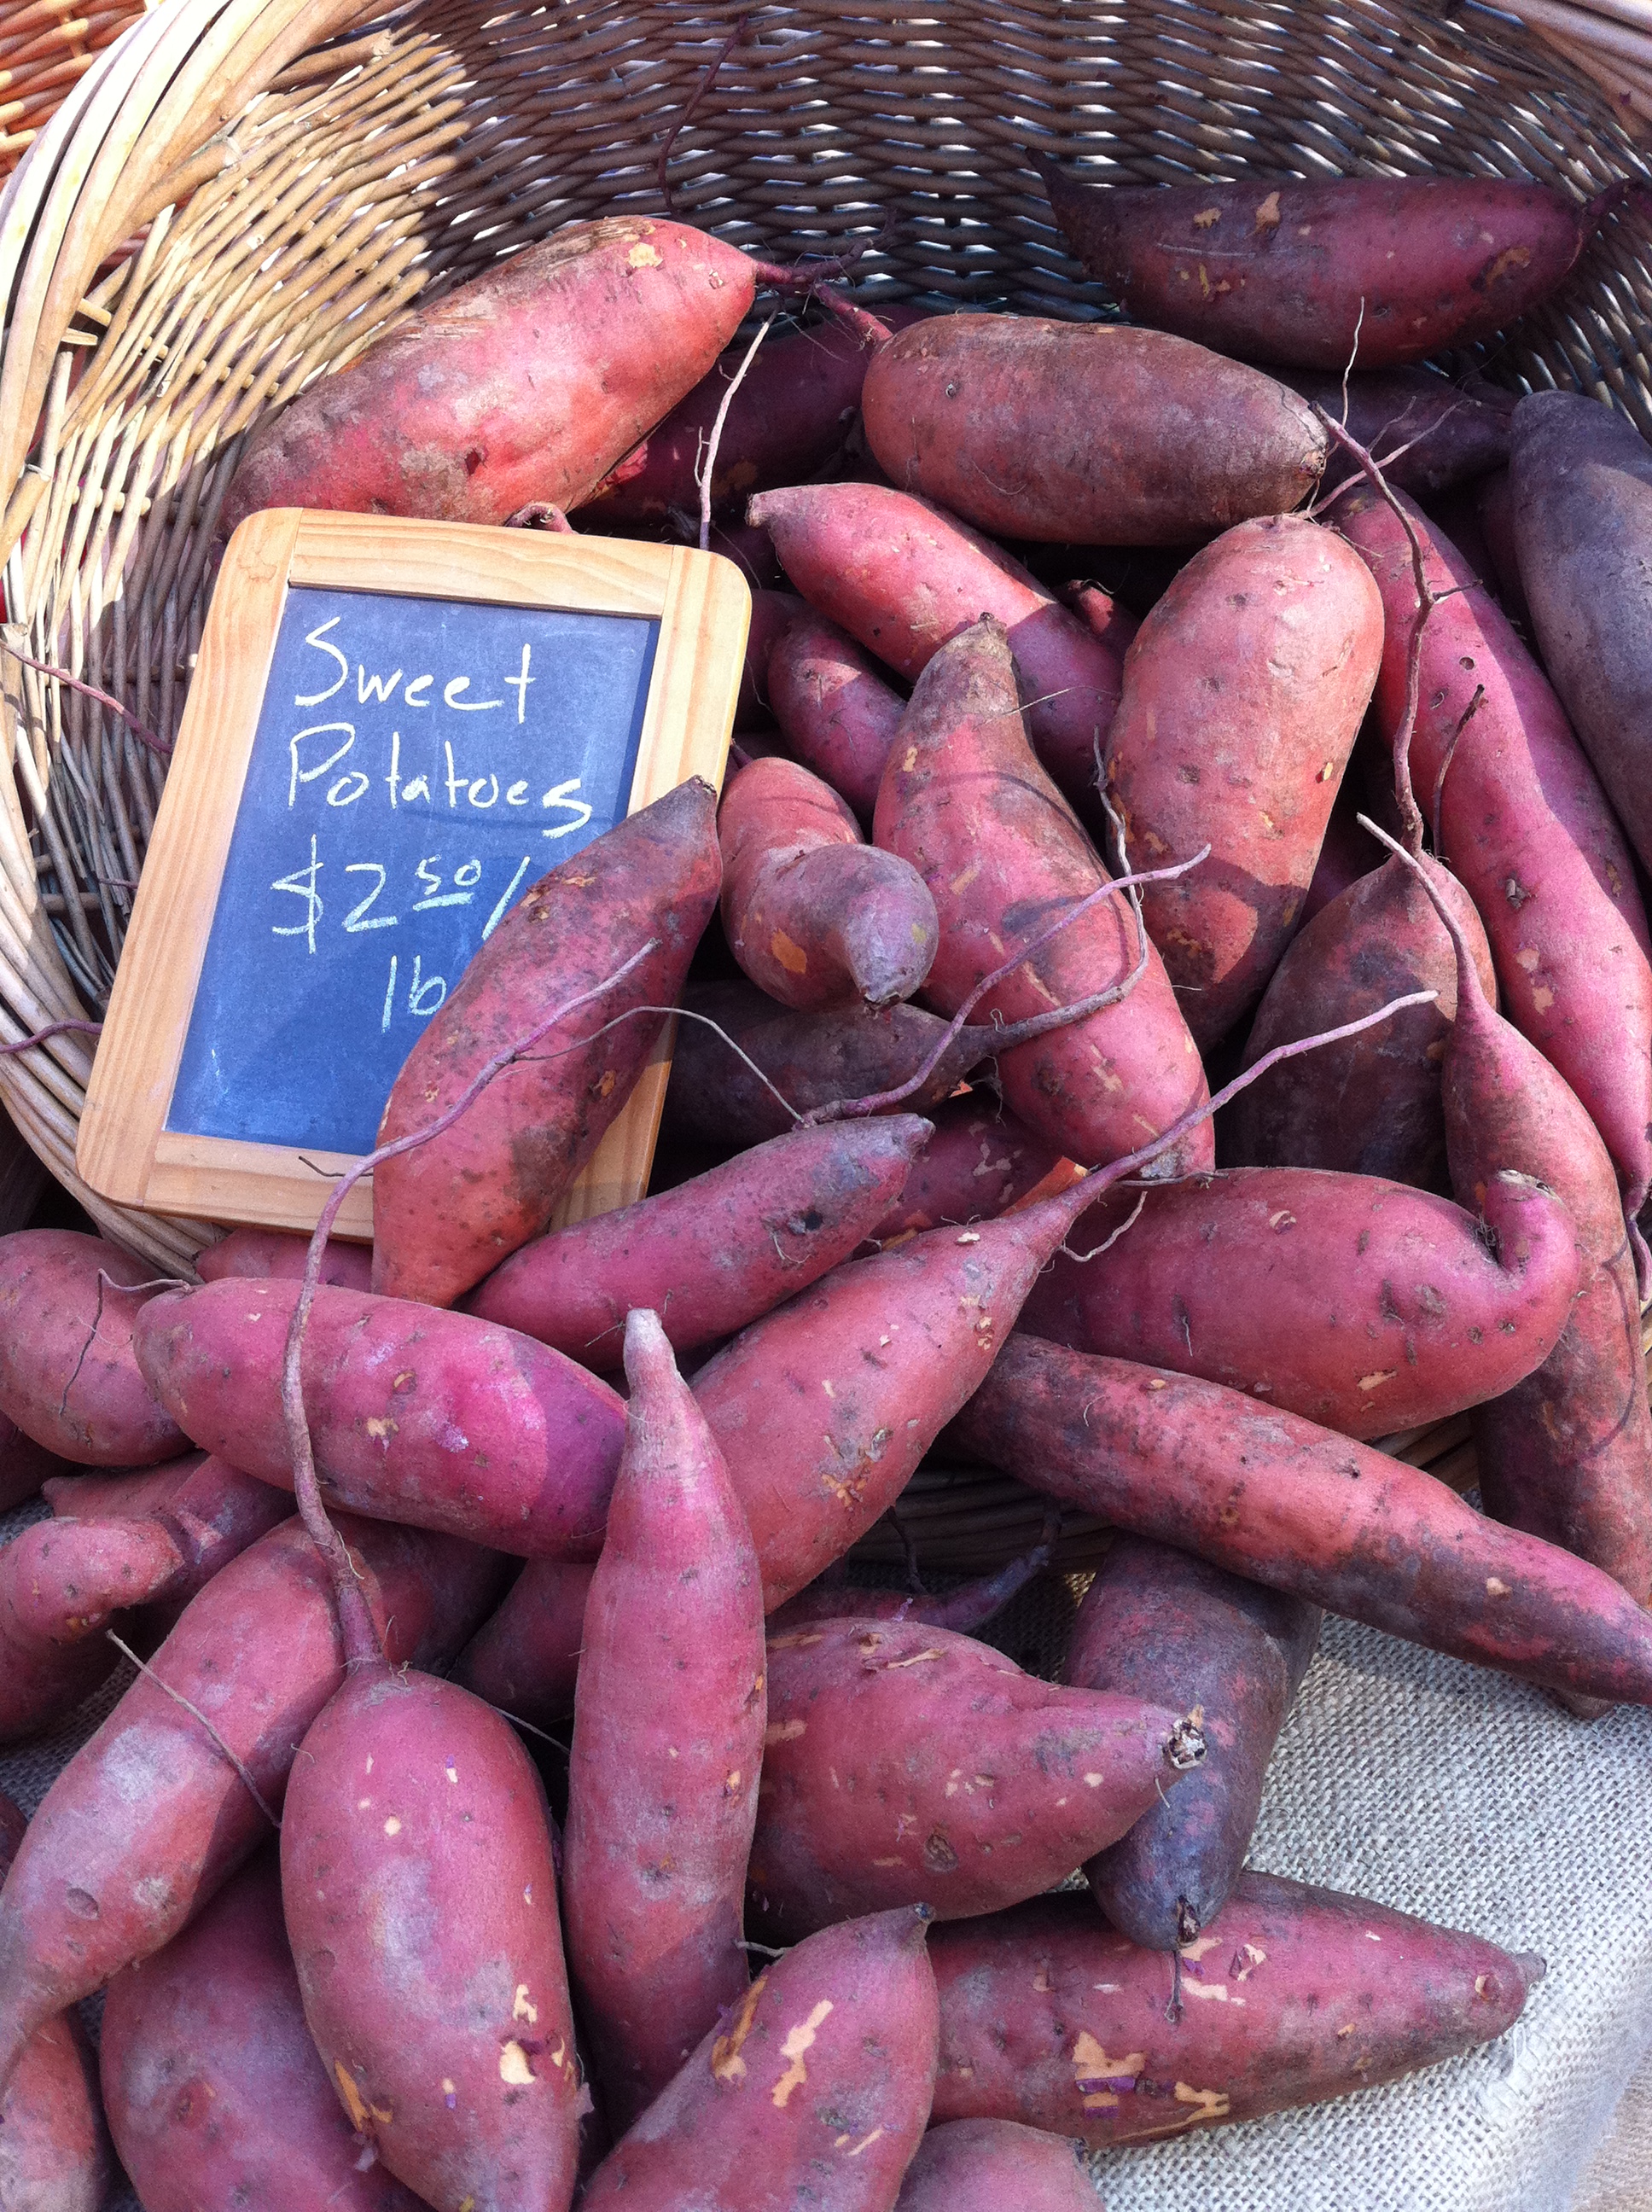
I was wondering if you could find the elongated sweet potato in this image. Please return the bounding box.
[222,218,756,533]
[371,777,723,1307]
[101,1851,425,2212]
[135,1279,625,1557]
[1106,513,1382,1045]
[952,1331,1652,1705]
[1067,1540,1320,1948]
[720,755,938,1009]
[1283,366,1514,497]
[929,1878,1540,2142]
[860,1094,1067,1251]
[579,1907,938,2212]
[197,1227,371,1289]
[750,1615,1197,1934]
[1037,159,1620,368]
[1338,485,1652,1221]
[0,1229,185,1467]
[876,615,1211,1173]
[0,1516,502,2088]
[896,2119,1098,2211]
[467,1116,929,1365]
[767,611,907,822]
[452,1559,591,1726]
[862,314,1325,544]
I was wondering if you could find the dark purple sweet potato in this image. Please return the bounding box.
[1475,469,1533,627]
[0,1229,186,1467]
[929,1878,1540,2141]
[0,1417,69,1514]
[895,2119,1098,2211]
[859,1094,1067,1251]
[1066,1540,1320,1948]
[767,610,907,822]
[451,1559,592,1726]
[372,777,724,1308]
[196,1227,371,1289]
[101,1851,425,2212]
[1284,366,1514,497]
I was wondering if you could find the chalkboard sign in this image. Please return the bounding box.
[79,510,748,1239]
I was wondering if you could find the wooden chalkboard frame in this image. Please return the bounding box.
[78,509,748,1242]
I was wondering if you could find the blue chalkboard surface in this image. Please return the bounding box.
[167,583,658,1155]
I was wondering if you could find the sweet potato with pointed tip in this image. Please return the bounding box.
[134,1279,625,1557]
[876,614,1212,1174]
[101,1851,426,2212]
[1283,366,1514,497]
[0,1229,186,1466]
[719,755,938,1009]
[896,2119,1098,2211]
[767,610,907,822]
[197,1227,371,1289]
[929,1878,1541,2143]
[1037,158,1620,369]
[467,1115,930,1366]
[221,218,756,533]
[372,777,724,1307]
[1106,513,1382,1045]
[861,313,1326,544]
[579,1907,938,2212]
[859,1094,1067,1251]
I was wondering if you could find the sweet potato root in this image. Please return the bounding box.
[767,610,906,822]
[0,1229,185,1467]
[895,2118,1099,2211]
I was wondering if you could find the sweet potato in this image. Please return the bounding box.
[719,755,938,1009]
[737,590,806,731]
[750,1615,1197,1934]
[1224,853,1497,1190]
[564,1312,765,2126]
[1337,485,1652,1220]
[952,1331,1652,1705]
[1509,391,1652,880]
[1037,159,1618,369]
[929,1878,1540,2142]
[1474,469,1533,627]
[1067,1540,1320,1948]
[860,1094,1067,1250]
[876,614,1212,1173]
[895,2119,1098,2211]
[1064,578,1142,661]
[861,314,1326,544]
[766,1534,1056,1636]
[1106,514,1382,1045]
[452,1559,591,1726]
[767,611,907,822]
[0,1417,68,1514]
[467,1115,929,1366]
[0,1515,501,2086]
[747,481,1125,818]
[221,218,756,533]
[134,1278,625,1557]
[371,777,723,1307]
[101,1851,425,2212]
[1283,366,1514,497]
[197,1227,371,1289]
[1298,792,1381,925]
[0,1229,185,1467]
[579,1907,938,2212]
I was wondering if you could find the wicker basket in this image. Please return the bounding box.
[0,0,156,183]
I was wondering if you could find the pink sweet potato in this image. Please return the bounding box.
[1283,366,1514,497]
[1038,159,1618,369]
[101,1851,425,2212]
[579,1907,938,2212]
[929,1878,1540,2142]
[0,1229,185,1466]
[464,1116,930,1366]
[221,218,756,533]
[134,1279,625,1557]
[1106,513,1383,1045]
[951,1331,1652,1706]
[875,614,1213,1174]
[861,314,1326,544]
[719,755,938,1009]
[749,1615,1197,1934]
[1017,1163,1578,1441]
[860,1094,1067,1250]
[895,2119,1097,2212]
[0,1516,501,2086]
[767,610,907,822]
[452,1559,593,1726]
[372,777,723,1308]
[197,1227,371,1289]
[564,1311,766,2127]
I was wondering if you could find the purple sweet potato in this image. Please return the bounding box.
[1475,469,1533,627]
[861,314,1326,544]
[372,777,723,1308]
[895,2119,1097,2211]
[1106,514,1383,1045]
[452,1559,592,1726]
[464,1116,930,1366]
[767,611,907,822]
[564,1311,766,2127]
[579,1907,938,2212]
[197,1226,371,1289]
[101,1851,425,2212]
[135,1278,625,1557]
[876,614,1212,1174]
[929,1878,1540,2142]
[952,1331,1652,1706]
[766,1534,1056,1637]
[221,218,756,533]
[749,1615,1197,1934]
[1338,485,1652,1220]
[1038,159,1619,369]
[0,1229,185,1467]
[719,755,938,1009]
[1066,1540,1320,1949]
[0,1516,501,2086]
[860,1094,1068,1250]
[0,1417,68,1514]
[1283,366,1514,497]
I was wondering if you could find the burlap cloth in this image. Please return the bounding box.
[2,1499,1648,2212]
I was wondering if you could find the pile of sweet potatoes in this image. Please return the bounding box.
[0,160,1645,2209]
